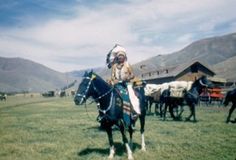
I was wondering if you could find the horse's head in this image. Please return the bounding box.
[74,71,97,105]
[190,75,213,94]
[196,75,213,88]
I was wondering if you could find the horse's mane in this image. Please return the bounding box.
[192,75,207,87]
[88,71,111,88]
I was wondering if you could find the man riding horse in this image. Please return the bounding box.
[74,45,147,159]
[107,44,141,119]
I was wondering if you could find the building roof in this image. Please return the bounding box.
[141,61,215,80]
[208,77,227,83]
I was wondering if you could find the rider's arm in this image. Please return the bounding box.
[126,63,135,81]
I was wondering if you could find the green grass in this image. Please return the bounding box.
[0,96,235,160]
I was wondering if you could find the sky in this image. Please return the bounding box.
[0,0,236,72]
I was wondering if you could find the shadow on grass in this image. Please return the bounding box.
[78,142,141,157]
[85,125,125,132]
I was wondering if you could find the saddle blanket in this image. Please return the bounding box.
[115,84,133,127]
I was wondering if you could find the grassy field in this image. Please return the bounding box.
[0,95,235,160]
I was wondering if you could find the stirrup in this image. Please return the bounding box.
[131,113,138,120]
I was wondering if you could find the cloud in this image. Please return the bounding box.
[0,0,236,72]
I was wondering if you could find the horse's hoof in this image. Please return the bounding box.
[141,147,146,152]
[128,155,134,160]
[230,119,236,123]
[173,117,181,121]
[185,118,190,121]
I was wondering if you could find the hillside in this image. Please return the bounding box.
[0,57,75,93]
[133,32,236,74]
[2,32,234,93]
[212,56,236,81]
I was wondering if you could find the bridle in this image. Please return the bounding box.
[76,76,93,105]
[76,74,114,115]
[199,79,208,87]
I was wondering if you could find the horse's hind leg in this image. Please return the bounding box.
[139,114,146,151]
[105,126,115,159]
[226,104,236,123]
[118,121,133,160]
[186,104,196,122]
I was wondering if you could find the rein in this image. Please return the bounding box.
[77,75,115,119]
[97,92,114,114]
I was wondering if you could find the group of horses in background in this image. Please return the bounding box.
[145,80,236,123]
[145,81,194,121]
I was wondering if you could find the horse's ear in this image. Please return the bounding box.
[201,75,207,79]
[91,73,96,80]
[83,71,88,77]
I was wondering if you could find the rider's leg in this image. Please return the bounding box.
[127,83,141,115]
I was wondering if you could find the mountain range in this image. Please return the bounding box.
[0,57,75,93]
[0,32,236,93]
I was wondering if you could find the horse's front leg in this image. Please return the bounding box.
[186,103,196,122]
[162,102,168,121]
[105,126,115,159]
[148,100,153,114]
[226,104,236,123]
[155,103,159,116]
[128,126,133,149]
[192,104,197,122]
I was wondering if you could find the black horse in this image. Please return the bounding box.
[145,90,175,118]
[74,71,146,160]
[162,76,212,122]
[223,88,236,123]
